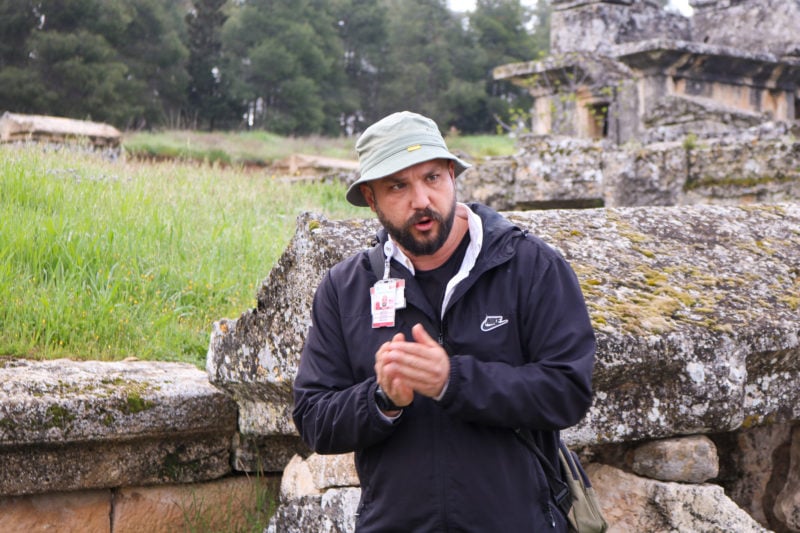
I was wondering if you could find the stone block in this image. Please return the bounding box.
[0,434,233,496]
[112,476,277,533]
[631,435,719,482]
[0,490,110,533]
[0,359,237,496]
[686,136,800,204]
[587,463,769,532]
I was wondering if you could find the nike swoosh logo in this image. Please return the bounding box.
[481,315,509,332]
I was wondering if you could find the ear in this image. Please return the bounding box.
[448,160,456,180]
[360,183,377,212]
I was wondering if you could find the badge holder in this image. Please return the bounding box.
[371,241,406,328]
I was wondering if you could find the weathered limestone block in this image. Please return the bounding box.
[550,0,691,55]
[265,488,360,533]
[266,453,360,533]
[603,140,687,207]
[206,216,379,471]
[457,131,800,210]
[685,135,800,205]
[0,489,111,533]
[513,136,605,209]
[457,136,607,210]
[279,453,358,501]
[112,476,277,533]
[587,463,770,532]
[208,204,800,450]
[0,359,237,495]
[455,156,516,210]
[631,435,719,483]
[691,0,800,58]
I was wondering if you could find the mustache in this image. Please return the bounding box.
[405,208,443,228]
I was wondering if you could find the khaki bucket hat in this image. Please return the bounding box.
[346,111,471,207]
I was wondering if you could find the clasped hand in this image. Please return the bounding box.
[374,323,450,408]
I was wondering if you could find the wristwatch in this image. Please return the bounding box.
[375,385,403,412]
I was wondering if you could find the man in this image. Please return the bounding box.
[293,111,596,532]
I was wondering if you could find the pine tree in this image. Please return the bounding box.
[186,0,240,130]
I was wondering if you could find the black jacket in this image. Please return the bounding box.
[293,203,596,532]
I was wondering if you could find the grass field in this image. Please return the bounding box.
[0,144,364,366]
[1,132,515,367]
[123,129,516,166]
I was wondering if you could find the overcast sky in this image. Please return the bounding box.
[447,0,694,16]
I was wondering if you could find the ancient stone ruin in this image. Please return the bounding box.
[478,0,800,211]
[0,112,123,159]
[207,204,800,532]
[494,0,800,144]
[1,2,798,531]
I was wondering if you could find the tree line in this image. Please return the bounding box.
[0,0,551,135]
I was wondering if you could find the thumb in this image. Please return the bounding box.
[411,323,437,346]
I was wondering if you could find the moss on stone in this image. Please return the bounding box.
[0,418,17,432]
[124,391,155,414]
[46,405,76,429]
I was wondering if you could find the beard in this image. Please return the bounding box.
[375,199,456,256]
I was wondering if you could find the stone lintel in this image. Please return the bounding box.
[0,359,237,446]
[0,433,233,496]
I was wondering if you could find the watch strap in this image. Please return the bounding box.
[375,385,403,412]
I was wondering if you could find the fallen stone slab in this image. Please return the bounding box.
[587,463,770,532]
[0,359,237,496]
[207,203,800,451]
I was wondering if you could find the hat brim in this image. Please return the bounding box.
[346,146,471,207]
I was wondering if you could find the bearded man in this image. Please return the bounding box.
[292,111,596,532]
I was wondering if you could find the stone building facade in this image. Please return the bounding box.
[493,0,800,145]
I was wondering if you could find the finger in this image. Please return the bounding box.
[411,323,438,347]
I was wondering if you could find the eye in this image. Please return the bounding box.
[426,173,439,183]
[389,182,405,191]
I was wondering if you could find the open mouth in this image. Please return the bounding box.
[408,209,439,233]
[414,216,435,232]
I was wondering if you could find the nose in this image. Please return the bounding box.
[408,181,430,210]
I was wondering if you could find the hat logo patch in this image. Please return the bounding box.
[406,144,421,152]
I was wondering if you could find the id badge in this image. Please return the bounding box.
[371,279,397,328]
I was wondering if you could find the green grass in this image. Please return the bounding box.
[0,143,362,366]
[124,130,358,166]
[123,130,516,166]
[1,130,516,367]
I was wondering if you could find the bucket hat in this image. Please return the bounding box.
[346,111,471,207]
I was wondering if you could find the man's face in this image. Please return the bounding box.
[361,159,457,257]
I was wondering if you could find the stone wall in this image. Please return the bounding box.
[0,359,278,532]
[207,203,800,532]
[549,0,691,55]
[691,0,800,58]
[456,125,800,210]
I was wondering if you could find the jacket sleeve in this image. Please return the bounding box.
[438,244,596,431]
[292,269,399,455]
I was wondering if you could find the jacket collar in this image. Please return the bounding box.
[377,203,521,318]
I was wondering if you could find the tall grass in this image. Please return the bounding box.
[124,130,358,166]
[0,144,362,366]
[123,130,516,166]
